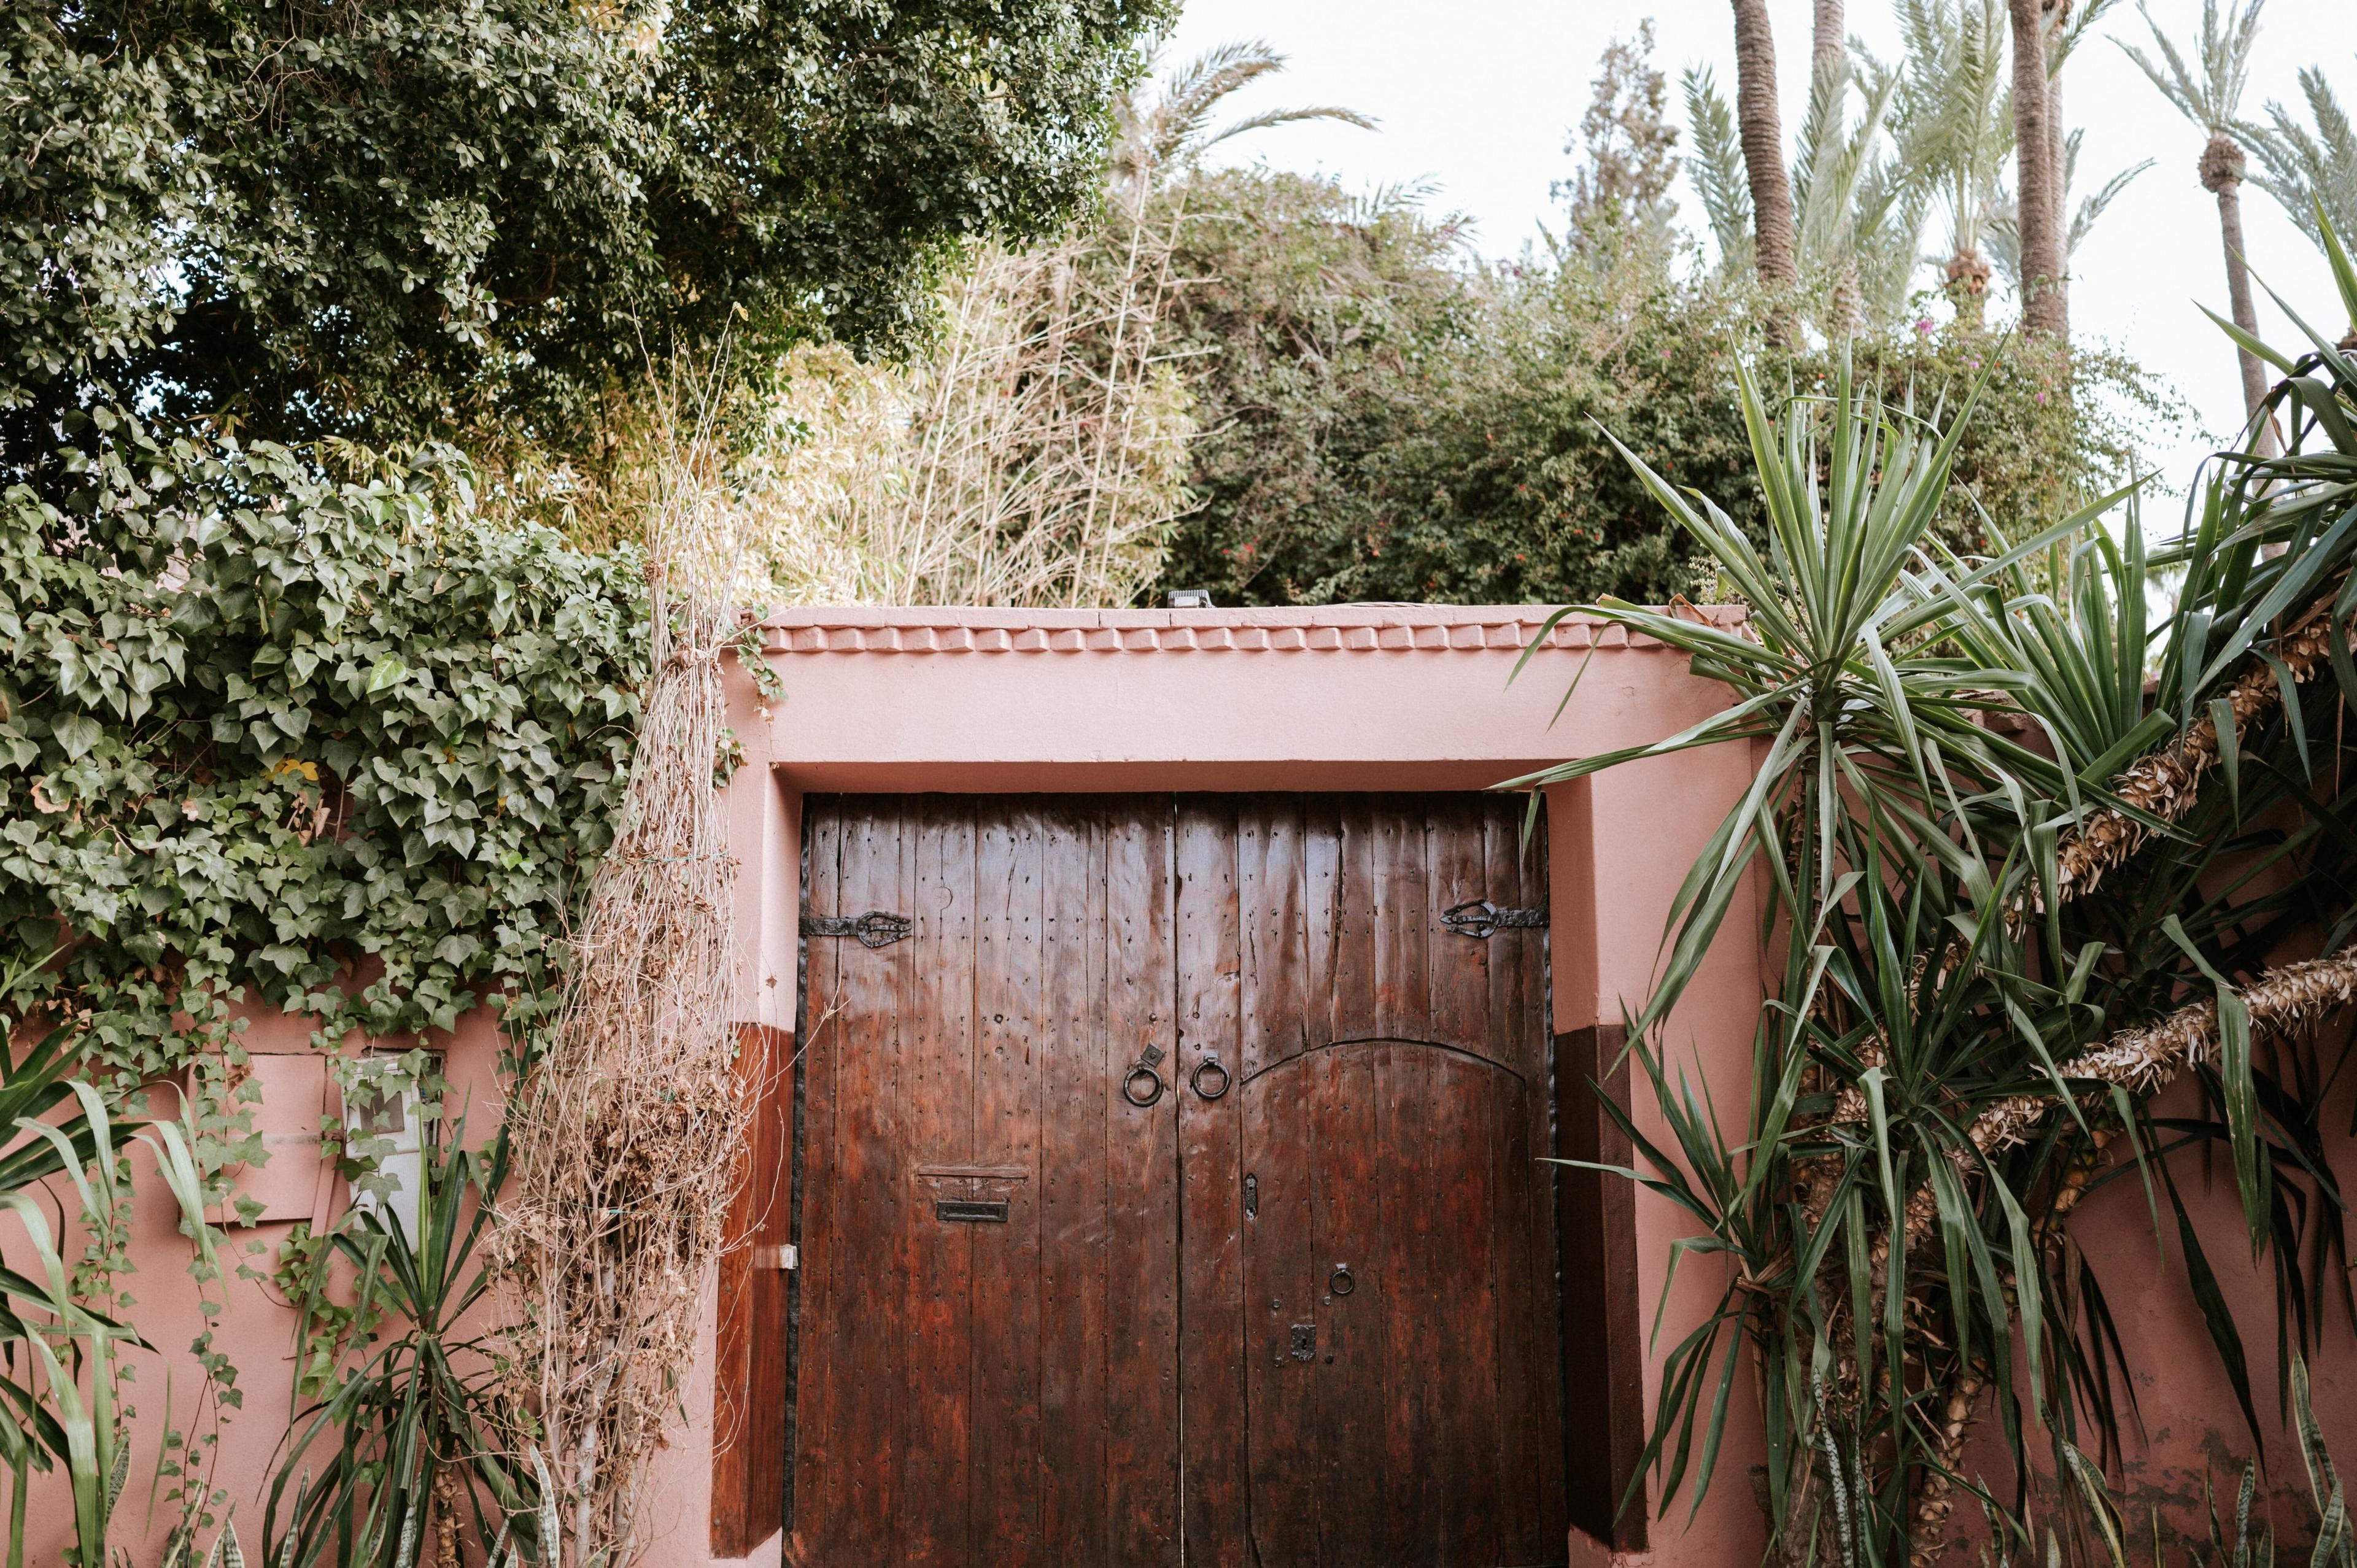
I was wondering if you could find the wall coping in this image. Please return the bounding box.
[756,603,1746,656]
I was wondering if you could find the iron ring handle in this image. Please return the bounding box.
[1121,1065,1166,1108]
[1190,1058,1232,1101]
[1329,1264,1355,1297]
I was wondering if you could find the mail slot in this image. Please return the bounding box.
[935,1199,1009,1224]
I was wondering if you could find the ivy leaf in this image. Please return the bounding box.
[365,656,408,695]
[52,713,102,761]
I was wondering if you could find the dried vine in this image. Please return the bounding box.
[493,425,753,1566]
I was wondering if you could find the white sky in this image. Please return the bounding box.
[1158,0,2357,508]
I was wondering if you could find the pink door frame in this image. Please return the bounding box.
[706,604,1773,1568]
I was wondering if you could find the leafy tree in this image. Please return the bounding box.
[1556,22,1682,239]
[2,0,1173,470]
[1151,168,2174,609]
[2120,0,2274,443]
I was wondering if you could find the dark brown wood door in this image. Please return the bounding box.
[1176,795,1566,1568]
[791,794,1565,1568]
[791,798,1182,1568]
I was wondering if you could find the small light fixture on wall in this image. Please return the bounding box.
[343,1053,438,1242]
[1166,589,1214,609]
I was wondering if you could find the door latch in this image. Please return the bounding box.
[800,910,913,948]
[1441,898,1549,939]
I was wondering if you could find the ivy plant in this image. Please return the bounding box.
[0,410,647,1166]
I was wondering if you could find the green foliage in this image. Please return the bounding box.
[266,1124,535,1567]
[0,956,224,1566]
[2244,62,2357,256]
[2,0,1172,465]
[0,411,646,1109]
[1152,169,2175,609]
[1523,223,2357,1561]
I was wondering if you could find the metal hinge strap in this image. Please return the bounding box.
[1441,898,1549,939]
[799,910,913,948]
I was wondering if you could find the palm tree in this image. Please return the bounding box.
[1106,41,1377,216]
[2008,0,2066,333]
[1814,0,1847,99]
[1986,129,2151,296]
[1792,48,1930,332]
[1684,45,1930,333]
[2029,0,2127,336]
[1684,64,1755,276]
[2121,0,2275,450]
[1731,0,1802,297]
[2243,63,2357,258]
[1893,0,2014,327]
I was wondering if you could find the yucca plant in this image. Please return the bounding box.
[0,954,219,1568]
[265,1123,541,1567]
[1519,215,2357,1565]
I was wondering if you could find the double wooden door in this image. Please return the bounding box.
[788,795,1568,1567]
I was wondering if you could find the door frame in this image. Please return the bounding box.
[706,604,1770,1562]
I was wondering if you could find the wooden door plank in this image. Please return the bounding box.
[1433,1053,1507,1567]
[1501,802,1574,1551]
[1302,797,1341,1056]
[834,799,914,1566]
[1177,800,1248,1568]
[1236,796,1307,1079]
[1241,1056,1323,1568]
[1426,794,1496,1064]
[1494,1047,1550,1561]
[1308,1040,1385,1568]
[1038,803,1109,1563]
[1371,1037,1434,1557]
[788,801,846,1566]
[1328,796,1377,1045]
[1370,796,1431,1041]
[900,800,975,1568]
[972,804,1045,1562]
[1105,800,1182,1567]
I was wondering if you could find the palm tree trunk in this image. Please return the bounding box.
[1813,0,1844,93]
[2207,136,2280,456]
[2007,0,2065,334]
[2046,67,2072,339]
[1732,0,1800,298]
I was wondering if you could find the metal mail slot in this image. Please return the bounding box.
[935,1199,1010,1224]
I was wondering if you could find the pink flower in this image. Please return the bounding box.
[1914,318,1934,335]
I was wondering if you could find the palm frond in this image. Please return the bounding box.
[1681,64,1754,275]
[2245,64,2357,247]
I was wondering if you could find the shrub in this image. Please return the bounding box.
[1151,176,2181,607]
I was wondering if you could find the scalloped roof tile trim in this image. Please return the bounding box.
[755,605,1744,655]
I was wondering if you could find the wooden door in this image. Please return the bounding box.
[1176,795,1566,1568]
[790,794,1565,1568]
[790,797,1182,1568]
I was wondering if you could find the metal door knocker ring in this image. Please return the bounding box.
[1329,1264,1355,1297]
[1123,1065,1167,1108]
[1190,1057,1232,1101]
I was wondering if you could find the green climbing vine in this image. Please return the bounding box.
[1,409,648,1145]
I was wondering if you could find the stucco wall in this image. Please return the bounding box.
[23,602,2351,1566]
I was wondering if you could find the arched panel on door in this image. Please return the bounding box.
[1238,1037,1550,1568]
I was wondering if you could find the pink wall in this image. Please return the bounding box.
[28,601,2343,1566]
[732,605,1770,1568]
